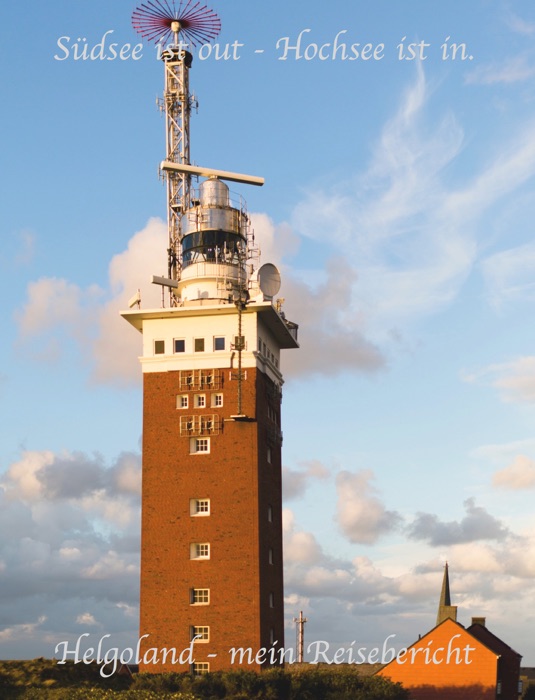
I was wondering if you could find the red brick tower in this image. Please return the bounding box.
[124,5,298,674]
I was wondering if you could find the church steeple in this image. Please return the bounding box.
[436,562,458,626]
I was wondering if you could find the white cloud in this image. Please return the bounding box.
[506,13,535,36]
[16,219,167,386]
[493,455,535,490]
[336,470,402,545]
[0,616,47,643]
[407,498,510,546]
[76,612,99,626]
[283,459,330,500]
[465,356,535,403]
[0,449,141,657]
[481,242,535,308]
[465,55,535,85]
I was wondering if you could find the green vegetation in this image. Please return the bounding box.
[0,659,409,699]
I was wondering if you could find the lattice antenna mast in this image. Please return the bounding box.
[132,1,221,285]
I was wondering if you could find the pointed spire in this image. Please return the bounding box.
[436,562,458,626]
[440,562,451,607]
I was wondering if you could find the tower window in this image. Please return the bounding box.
[176,395,188,409]
[190,498,210,516]
[268,505,273,522]
[154,340,165,355]
[194,338,205,352]
[214,337,225,351]
[174,338,185,353]
[269,593,274,608]
[211,393,223,408]
[267,447,272,464]
[190,437,210,454]
[191,588,210,605]
[192,626,210,643]
[193,662,210,675]
[194,394,206,408]
[190,543,210,559]
[269,548,274,565]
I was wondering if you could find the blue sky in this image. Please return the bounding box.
[2,0,535,667]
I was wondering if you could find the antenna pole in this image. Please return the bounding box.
[161,36,194,292]
[293,611,308,663]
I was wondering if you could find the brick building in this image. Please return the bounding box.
[377,565,522,699]
[122,29,298,674]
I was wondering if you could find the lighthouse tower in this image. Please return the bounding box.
[124,3,298,674]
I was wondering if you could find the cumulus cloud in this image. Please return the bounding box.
[16,219,167,386]
[251,216,384,378]
[493,455,535,490]
[335,470,402,545]
[0,450,141,657]
[283,460,330,500]
[407,498,510,546]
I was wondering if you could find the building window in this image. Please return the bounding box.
[191,588,210,605]
[194,394,206,409]
[192,662,210,675]
[190,498,210,516]
[154,340,165,355]
[190,543,210,560]
[176,395,189,409]
[192,626,210,643]
[496,680,502,695]
[194,338,205,352]
[174,338,185,353]
[269,548,273,565]
[270,628,275,645]
[267,447,272,464]
[190,438,210,454]
[269,592,274,608]
[214,336,225,351]
[268,505,273,522]
[211,393,223,408]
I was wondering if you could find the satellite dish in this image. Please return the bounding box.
[258,263,281,299]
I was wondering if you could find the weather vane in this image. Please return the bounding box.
[131,0,221,47]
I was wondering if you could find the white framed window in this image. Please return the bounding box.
[190,438,210,454]
[214,336,225,351]
[176,394,189,410]
[191,588,210,605]
[174,338,185,353]
[190,498,210,516]
[190,542,210,560]
[194,394,206,409]
[193,662,210,675]
[211,393,223,408]
[191,626,210,643]
[194,338,205,352]
[154,340,165,355]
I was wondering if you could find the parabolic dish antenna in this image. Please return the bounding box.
[258,263,281,299]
